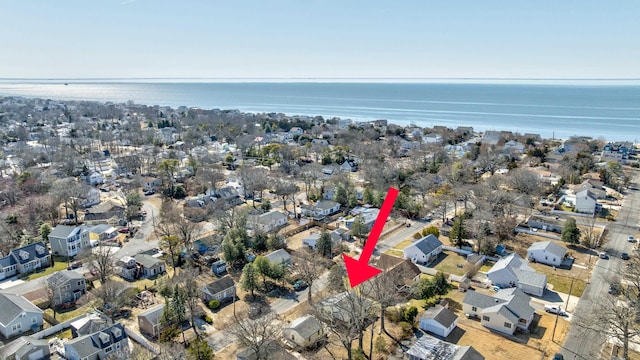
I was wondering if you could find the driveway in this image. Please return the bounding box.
[115,196,162,258]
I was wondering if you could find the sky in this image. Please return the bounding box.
[1,0,639,79]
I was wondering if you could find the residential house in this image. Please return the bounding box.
[82,187,101,208]
[302,231,341,251]
[85,172,104,186]
[213,186,243,206]
[70,312,112,338]
[486,253,547,297]
[527,241,567,267]
[64,323,129,360]
[345,207,380,231]
[134,254,166,278]
[264,249,292,266]
[237,340,296,360]
[482,131,502,145]
[0,256,17,281]
[0,294,43,339]
[403,235,444,266]
[601,142,631,163]
[462,288,535,335]
[406,334,484,360]
[141,177,162,192]
[282,315,326,349]
[372,254,422,294]
[317,292,372,324]
[300,200,340,219]
[575,189,597,214]
[201,275,236,303]
[422,133,443,144]
[7,242,51,276]
[418,306,458,338]
[503,140,526,155]
[248,211,288,233]
[138,304,165,338]
[340,159,358,172]
[87,224,117,241]
[456,126,474,137]
[527,216,563,233]
[49,225,89,258]
[83,200,125,222]
[0,336,50,360]
[47,270,87,306]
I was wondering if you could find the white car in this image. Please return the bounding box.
[629,235,635,242]
[544,305,566,316]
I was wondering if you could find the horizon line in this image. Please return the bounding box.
[1,77,640,82]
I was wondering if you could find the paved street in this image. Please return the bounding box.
[561,173,640,359]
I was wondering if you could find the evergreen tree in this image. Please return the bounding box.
[351,216,367,242]
[450,217,468,248]
[241,263,259,297]
[187,338,215,360]
[561,217,581,244]
[316,230,333,258]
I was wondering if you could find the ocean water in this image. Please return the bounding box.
[0,80,639,141]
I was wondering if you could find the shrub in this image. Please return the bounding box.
[352,348,366,360]
[201,314,213,324]
[159,326,180,343]
[208,299,221,310]
[398,321,413,339]
[386,307,405,323]
[422,226,440,238]
[423,298,438,309]
[413,232,422,239]
[404,306,418,323]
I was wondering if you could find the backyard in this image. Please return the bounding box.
[431,251,468,277]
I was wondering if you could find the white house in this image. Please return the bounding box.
[462,288,535,335]
[403,235,443,265]
[85,172,104,186]
[486,253,547,297]
[248,211,288,232]
[300,200,340,218]
[0,294,44,339]
[503,140,526,155]
[282,315,326,349]
[527,241,567,267]
[419,306,458,338]
[575,189,597,214]
[302,232,341,251]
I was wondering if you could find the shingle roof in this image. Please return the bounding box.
[49,225,78,239]
[0,255,16,268]
[495,288,535,319]
[67,323,127,358]
[463,291,506,309]
[265,249,291,264]
[10,241,50,264]
[527,241,567,259]
[0,336,49,359]
[138,304,164,324]
[257,211,287,225]
[134,254,164,268]
[48,270,84,287]
[286,315,323,340]
[0,293,43,326]
[407,234,443,256]
[315,200,339,211]
[203,275,235,296]
[421,306,458,328]
[513,268,547,288]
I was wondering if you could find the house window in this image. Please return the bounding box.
[31,317,37,324]
[12,323,21,331]
[482,316,490,322]
[504,322,512,328]
[105,345,113,353]
[519,318,528,324]
[471,306,477,312]
[77,281,83,286]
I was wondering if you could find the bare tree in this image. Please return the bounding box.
[41,278,62,319]
[574,293,640,359]
[92,280,131,318]
[313,289,378,360]
[229,313,282,360]
[364,269,403,336]
[179,267,204,336]
[83,245,117,284]
[292,249,326,305]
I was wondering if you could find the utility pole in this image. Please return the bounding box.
[565,276,575,311]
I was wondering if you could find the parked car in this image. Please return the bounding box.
[144,190,155,196]
[599,252,609,259]
[293,279,306,291]
[629,235,636,242]
[553,354,564,360]
[118,227,130,233]
[67,261,82,270]
[544,305,566,316]
[621,252,630,260]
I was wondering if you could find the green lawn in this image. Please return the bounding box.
[44,302,94,322]
[432,252,468,276]
[26,261,68,281]
[384,249,404,257]
[546,273,586,297]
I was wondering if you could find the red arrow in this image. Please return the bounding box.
[343,187,399,288]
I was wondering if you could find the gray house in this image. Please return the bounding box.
[201,275,236,303]
[0,335,50,360]
[264,249,291,266]
[134,254,166,278]
[138,304,165,338]
[47,270,87,306]
[0,294,43,339]
[406,335,484,360]
[49,225,89,258]
[0,242,51,281]
[64,323,129,360]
